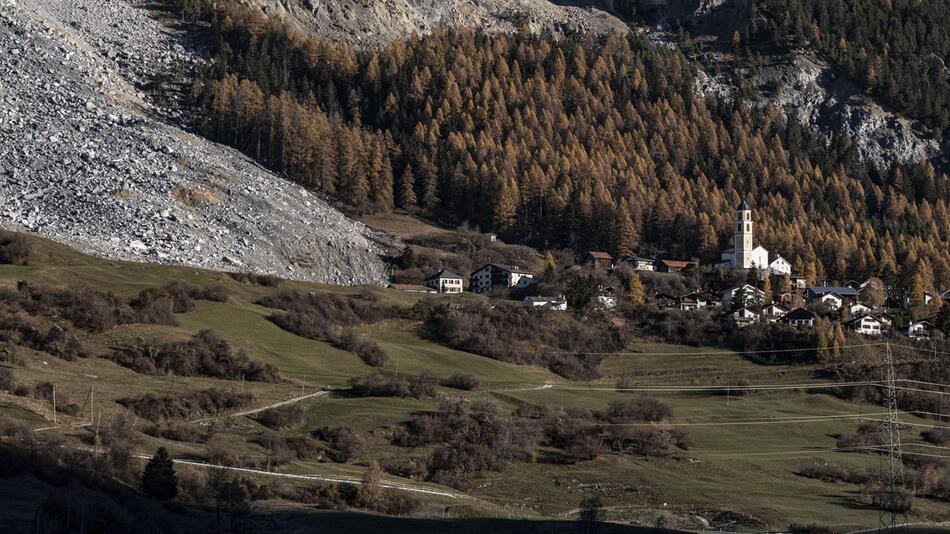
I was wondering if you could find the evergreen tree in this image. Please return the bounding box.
[625,273,645,307]
[936,302,950,337]
[763,275,773,304]
[398,165,417,209]
[142,447,178,501]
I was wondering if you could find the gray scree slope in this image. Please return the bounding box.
[0,0,391,285]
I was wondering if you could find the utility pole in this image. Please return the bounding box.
[51,384,56,425]
[878,342,907,532]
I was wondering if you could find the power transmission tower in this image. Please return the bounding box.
[878,342,907,532]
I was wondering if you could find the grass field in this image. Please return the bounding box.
[0,232,948,531]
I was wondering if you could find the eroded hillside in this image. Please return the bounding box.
[0,0,391,285]
[241,0,628,47]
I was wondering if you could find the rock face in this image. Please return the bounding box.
[628,0,942,169]
[693,54,941,167]
[242,0,628,47]
[0,0,392,285]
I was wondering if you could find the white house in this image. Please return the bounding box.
[619,256,655,272]
[905,320,933,340]
[722,284,766,307]
[768,254,792,276]
[423,270,464,294]
[819,292,844,310]
[727,307,760,327]
[523,296,567,311]
[849,303,872,317]
[718,201,787,275]
[847,315,884,336]
[790,275,807,289]
[762,303,788,322]
[470,263,534,293]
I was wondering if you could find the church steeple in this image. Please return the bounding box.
[735,200,753,269]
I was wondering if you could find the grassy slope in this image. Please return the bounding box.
[1,232,948,529]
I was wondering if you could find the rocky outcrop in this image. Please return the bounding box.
[0,0,392,285]
[693,54,941,167]
[242,0,628,47]
[632,0,942,169]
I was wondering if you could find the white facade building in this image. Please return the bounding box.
[847,315,884,336]
[719,201,789,275]
[423,270,464,294]
[470,263,534,293]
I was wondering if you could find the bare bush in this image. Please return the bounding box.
[0,235,32,265]
[252,403,304,430]
[119,389,253,422]
[442,373,480,391]
[112,330,279,382]
[312,426,362,462]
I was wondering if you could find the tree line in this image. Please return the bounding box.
[168,1,950,289]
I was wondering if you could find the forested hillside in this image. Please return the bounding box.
[747,0,950,131]
[174,1,950,288]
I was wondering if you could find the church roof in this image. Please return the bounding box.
[737,199,751,211]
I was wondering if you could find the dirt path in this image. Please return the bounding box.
[189,389,330,424]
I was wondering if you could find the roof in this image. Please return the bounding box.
[768,253,788,263]
[620,255,655,263]
[425,269,463,281]
[737,199,751,211]
[473,263,532,275]
[846,315,882,325]
[782,308,815,321]
[808,286,860,297]
[660,259,696,268]
[586,251,613,260]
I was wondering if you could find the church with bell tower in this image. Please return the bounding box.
[718,200,785,273]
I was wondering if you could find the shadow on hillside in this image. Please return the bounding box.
[263,509,681,534]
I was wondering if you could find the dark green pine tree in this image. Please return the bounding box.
[142,447,178,501]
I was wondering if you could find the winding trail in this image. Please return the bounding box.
[189,389,330,424]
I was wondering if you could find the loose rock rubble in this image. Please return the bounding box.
[0,0,392,285]
[244,0,628,48]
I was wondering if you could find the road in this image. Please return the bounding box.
[131,453,479,501]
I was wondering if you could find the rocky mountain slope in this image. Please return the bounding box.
[631,0,944,169]
[0,0,391,285]
[243,0,628,47]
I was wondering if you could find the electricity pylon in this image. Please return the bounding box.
[879,342,907,532]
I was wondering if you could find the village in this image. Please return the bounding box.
[392,202,950,341]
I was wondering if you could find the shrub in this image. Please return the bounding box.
[228,272,282,287]
[119,389,253,422]
[334,330,388,367]
[0,235,32,265]
[381,456,428,479]
[347,371,438,399]
[252,403,304,430]
[604,396,672,422]
[797,462,867,484]
[922,428,950,446]
[112,330,280,382]
[442,373,480,391]
[425,302,631,380]
[312,426,362,462]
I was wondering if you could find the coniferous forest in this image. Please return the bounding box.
[173,1,950,288]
